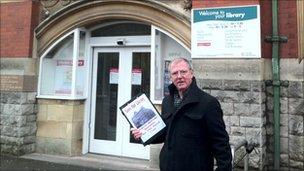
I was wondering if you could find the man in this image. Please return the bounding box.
[132,58,232,171]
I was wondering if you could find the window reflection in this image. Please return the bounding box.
[40,33,74,96]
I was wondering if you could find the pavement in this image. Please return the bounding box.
[0,153,159,171]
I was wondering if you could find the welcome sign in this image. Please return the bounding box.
[191,5,261,58]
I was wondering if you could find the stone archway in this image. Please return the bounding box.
[35,0,191,56]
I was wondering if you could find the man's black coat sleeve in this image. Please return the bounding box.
[205,98,232,171]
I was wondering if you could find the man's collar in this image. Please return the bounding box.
[168,77,201,111]
[168,77,197,97]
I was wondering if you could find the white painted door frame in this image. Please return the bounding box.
[89,46,150,159]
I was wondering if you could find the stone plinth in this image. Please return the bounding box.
[36,99,84,156]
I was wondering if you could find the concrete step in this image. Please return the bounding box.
[21,153,159,171]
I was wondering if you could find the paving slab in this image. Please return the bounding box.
[0,153,159,171]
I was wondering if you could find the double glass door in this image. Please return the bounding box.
[89,47,150,159]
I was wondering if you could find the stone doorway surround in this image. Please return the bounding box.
[34,0,191,163]
[35,0,191,57]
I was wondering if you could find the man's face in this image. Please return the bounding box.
[169,60,193,93]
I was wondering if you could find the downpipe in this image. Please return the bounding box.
[271,1,280,169]
[265,0,288,170]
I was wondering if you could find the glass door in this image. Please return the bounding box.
[90,47,150,159]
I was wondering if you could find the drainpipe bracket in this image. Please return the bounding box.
[265,80,289,87]
[273,80,281,86]
[265,35,288,43]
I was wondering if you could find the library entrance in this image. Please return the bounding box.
[89,45,151,159]
[34,0,191,165]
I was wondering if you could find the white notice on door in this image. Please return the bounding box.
[109,68,119,84]
[132,68,142,85]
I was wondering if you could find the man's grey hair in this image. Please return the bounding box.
[168,57,193,72]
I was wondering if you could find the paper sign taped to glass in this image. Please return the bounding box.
[119,93,166,146]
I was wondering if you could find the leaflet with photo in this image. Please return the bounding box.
[119,93,166,146]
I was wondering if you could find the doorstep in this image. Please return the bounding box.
[21,153,159,171]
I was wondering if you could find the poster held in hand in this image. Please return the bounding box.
[119,93,166,146]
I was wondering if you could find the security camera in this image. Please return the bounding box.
[116,39,125,46]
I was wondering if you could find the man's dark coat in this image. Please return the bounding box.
[152,78,232,171]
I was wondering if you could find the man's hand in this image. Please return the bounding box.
[130,128,142,140]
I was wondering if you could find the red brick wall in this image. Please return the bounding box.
[260,0,298,58]
[193,0,298,59]
[260,0,272,58]
[278,0,298,58]
[193,0,259,8]
[0,0,40,58]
